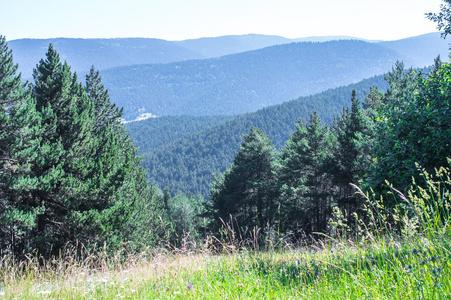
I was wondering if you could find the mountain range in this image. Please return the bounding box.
[101,39,401,119]
[127,74,391,197]
[8,34,379,78]
[7,32,448,196]
[8,32,448,120]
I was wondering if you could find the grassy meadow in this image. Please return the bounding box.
[0,236,451,299]
[2,166,451,299]
[1,232,450,299]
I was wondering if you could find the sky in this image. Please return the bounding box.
[0,0,444,41]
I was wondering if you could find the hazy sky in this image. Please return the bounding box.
[1,0,444,41]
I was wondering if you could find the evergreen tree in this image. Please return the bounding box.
[83,65,168,250]
[331,90,370,216]
[279,112,333,235]
[2,45,158,255]
[208,127,278,234]
[0,36,42,254]
[26,45,99,254]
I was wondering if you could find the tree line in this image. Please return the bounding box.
[206,58,451,241]
[0,38,172,257]
[1,0,451,256]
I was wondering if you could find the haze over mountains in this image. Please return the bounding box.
[7,31,448,197]
[8,32,448,121]
[9,32,448,121]
[128,74,390,197]
[9,34,378,78]
[100,40,400,120]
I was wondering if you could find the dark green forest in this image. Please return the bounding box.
[101,40,402,119]
[136,75,390,197]
[127,115,233,153]
[1,1,451,257]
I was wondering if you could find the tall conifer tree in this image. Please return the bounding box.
[331,90,369,215]
[0,36,42,253]
[279,112,333,234]
[209,127,278,234]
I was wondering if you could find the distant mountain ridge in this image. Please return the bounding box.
[131,74,390,197]
[100,40,401,120]
[379,32,450,68]
[8,38,204,79]
[8,32,448,121]
[9,32,445,79]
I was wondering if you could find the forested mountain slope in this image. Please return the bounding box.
[103,40,400,120]
[9,34,447,121]
[126,115,234,152]
[378,32,449,68]
[135,75,389,197]
[174,34,375,58]
[7,38,204,78]
[175,34,292,58]
[8,34,373,78]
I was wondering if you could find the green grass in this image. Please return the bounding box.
[2,163,451,299]
[1,232,450,299]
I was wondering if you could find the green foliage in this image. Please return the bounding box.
[0,35,43,254]
[426,0,451,38]
[369,61,451,197]
[0,41,164,256]
[164,191,207,246]
[330,89,374,218]
[208,127,279,235]
[279,112,333,235]
[138,75,389,198]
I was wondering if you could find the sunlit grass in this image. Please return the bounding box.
[2,163,451,299]
[1,232,450,299]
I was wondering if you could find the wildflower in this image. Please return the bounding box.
[166,286,170,291]
[237,283,244,287]
[373,280,377,283]
[187,284,193,290]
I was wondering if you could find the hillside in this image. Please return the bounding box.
[126,115,234,152]
[175,34,292,58]
[8,34,375,79]
[133,75,389,197]
[8,38,205,79]
[174,34,377,58]
[103,40,400,120]
[378,32,449,68]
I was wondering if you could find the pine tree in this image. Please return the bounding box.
[208,127,278,234]
[0,42,168,255]
[0,36,42,254]
[279,112,333,235]
[331,90,369,215]
[83,65,166,250]
[25,45,99,254]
